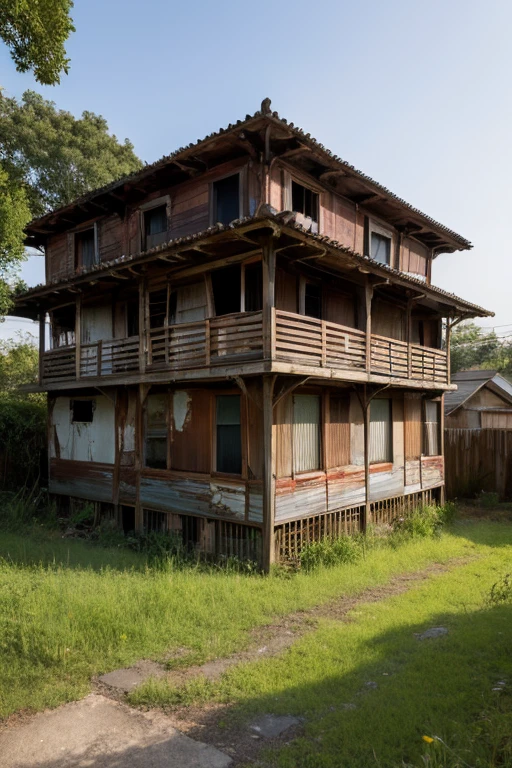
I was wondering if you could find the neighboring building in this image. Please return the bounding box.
[445,370,512,429]
[15,100,492,568]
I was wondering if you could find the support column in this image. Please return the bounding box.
[38,312,46,385]
[75,294,81,381]
[365,280,373,375]
[262,237,276,362]
[262,375,276,572]
[139,277,147,374]
[362,386,370,534]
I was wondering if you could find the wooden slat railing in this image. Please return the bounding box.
[275,310,367,370]
[41,310,448,386]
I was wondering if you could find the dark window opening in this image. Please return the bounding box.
[121,505,135,534]
[71,400,94,423]
[244,262,263,312]
[144,205,168,249]
[371,232,391,265]
[292,181,319,222]
[149,289,168,329]
[211,265,241,316]
[213,174,240,225]
[52,305,76,348]
[126,298,140,337]
[305,283,322,319]
[145,393,168,469]
[75,228,97,270]
[181,515,200,546]
[216,395,242,474]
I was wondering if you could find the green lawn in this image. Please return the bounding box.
[1,520,511,767]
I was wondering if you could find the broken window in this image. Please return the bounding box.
[144,205,168,249]
[293,395,321,473]
[71,399,94,424]
[211,265,241,316]
[370,399,392,463]
[75,228,97,270]
[144,393,168,469]
[292,181,319,226]
[424,400,440,456]
[212,174,240,225]
[149,289,168,329]
[304,283,322,319]
[126,298,140,337]
[51,304,76,348]
[216,395,242,474]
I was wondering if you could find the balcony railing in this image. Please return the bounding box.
[42,308,448,386]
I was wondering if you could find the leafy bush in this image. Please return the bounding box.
[0,488,57,532]
[300,534,362,571]
[392,503,454,542]
[488,573,512,606]
[478,490,501,509]
[0,393,46,491]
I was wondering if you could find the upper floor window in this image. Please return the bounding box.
[369,220,393,266]
[212,174,240,226]
[216,395,242,474]
[424,400,440,456]
[75,227,97,270]
[304,282,322,319]
[292,181,319,228]
[144,204,168,250]
[51,304,75,348]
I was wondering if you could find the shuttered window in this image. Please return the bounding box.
[293,395,321,473]
[216,395,242,474]
[145,393,168,469]
[370,399,392,464]
[424,400,440,456]
[75,228,97,269]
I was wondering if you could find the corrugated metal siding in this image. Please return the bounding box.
[328,395,350,468]
[370,399,392,463]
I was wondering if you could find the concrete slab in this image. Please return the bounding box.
[98,660,166,692]
[249,714,300,738]
[0,694,232,768]
[416,626,448,640]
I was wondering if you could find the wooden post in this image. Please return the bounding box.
[75,294,81,380]
[446,319,451,385]
[39,312,46,385]
[262,237,276,362]
[406,299,412,380]
[139,278,146,374]
[97,339,103,376]
[205,318,211,367]
[362,387,370,534]
[439,393,446,505]
[365,281,373,375]
[262,375,276,572]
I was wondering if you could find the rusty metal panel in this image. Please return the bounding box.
[248,486,263,523]
[369,467,404,502]
[421,456,444,488]
[140,476,210,516]
[275,478,327,522]
[210,482,245,520]
[404,459,421,493]
[49,459,113,502]
[327,468,365,510]
[171,390,210,473]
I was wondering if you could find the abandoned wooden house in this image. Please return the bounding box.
[445,370,512,429]
[16,99,492,568]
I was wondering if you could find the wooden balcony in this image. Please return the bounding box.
[41,309,449,388]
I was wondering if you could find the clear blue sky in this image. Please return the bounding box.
[1,0,511,341]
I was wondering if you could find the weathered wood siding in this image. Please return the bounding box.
[445,428,512,499]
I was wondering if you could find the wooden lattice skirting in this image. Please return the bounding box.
[274,486,442,562]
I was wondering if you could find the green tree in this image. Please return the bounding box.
[450,321,501,374]
[0,166,31,315]
[0,336,39,392]
[0,0,75,85]
[0,90,143,218]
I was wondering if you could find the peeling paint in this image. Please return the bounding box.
[51,396,115,464]
[173,391,191,432]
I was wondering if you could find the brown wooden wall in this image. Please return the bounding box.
[445,428,512,499]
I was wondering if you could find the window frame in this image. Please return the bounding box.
[71,398,95,424]
[213,393,243,476]
[209,169,245,227]
[139,195,170,252]
[292,393,322,475]
[283,170,321,234]
[143,391,170,471]
[74,223,99,271]
[368,219,394,266]
[369,397,393,465]
[299,277,322,319]
[423,399,441,457]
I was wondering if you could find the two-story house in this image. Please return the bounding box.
[16,100,492,569]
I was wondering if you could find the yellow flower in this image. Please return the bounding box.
[422,736,434,744]
[119,633,127,642]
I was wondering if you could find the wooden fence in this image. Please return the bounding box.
[444,428,512,499]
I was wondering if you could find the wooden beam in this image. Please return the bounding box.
[262,374,277,572]
[273,376,309,409]
[75,294,81,381]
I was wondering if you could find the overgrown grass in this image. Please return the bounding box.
[130,529,512,768]
[0,516,503,719]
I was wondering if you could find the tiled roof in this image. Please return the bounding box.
[16,212,491,317]
[25,101,471,250]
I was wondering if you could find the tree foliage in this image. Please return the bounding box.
[0,337,39,392]
[0,0,75,85]
[0,90,143,218]
[450,321,512,376]
[0,166,31,315]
